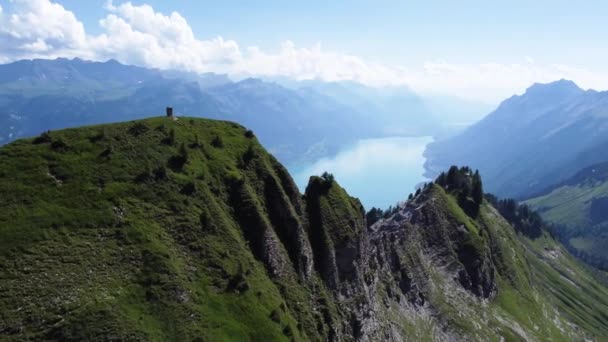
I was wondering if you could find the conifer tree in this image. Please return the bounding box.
[472,170,483,206]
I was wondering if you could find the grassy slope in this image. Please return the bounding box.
[305,175,365,250]
[526,180,608,264]
[526,181,608,229]
[434,185,608,340]
[0,117,315,340]
[1,117,607,341]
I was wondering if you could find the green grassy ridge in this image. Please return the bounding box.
[0,117,328,340]
[371,185,560,340]
[305,176,365,249]
[302,175,368,299]
[431,185,608,340]
[1,117,608,340]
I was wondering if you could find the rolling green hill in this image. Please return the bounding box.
[1,117,607,341]
[527,161,608,270]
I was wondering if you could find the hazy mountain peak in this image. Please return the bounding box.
[104,58,122,65]
[239,77,265,85]
[525,79,583,97]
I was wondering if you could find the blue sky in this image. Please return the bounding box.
[1,0,608,101]
[51,0,608,65]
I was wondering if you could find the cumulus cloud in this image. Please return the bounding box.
[0,0,607,102]
[0,0,242,69]
[236,41,409,87]
[91,1,242,71]
[0,0,85,49]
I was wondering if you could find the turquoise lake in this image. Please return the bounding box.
[292,136,433,210]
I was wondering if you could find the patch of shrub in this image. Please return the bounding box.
[189,134,202,148]
[50,139,69,152]
[240,145,256,167]
[88,129,106,143]
[226,272,250,293]
[211,135,224,148]
[48,164,69,182]
[320,171,335,189]
[162,128,176,145]
[135,166,153,183]
[270,309,281,323]
[99,145,113,158]
[154,166,168,181]
[181,181,197,195]
[282,325,293,337]
[33,131,52,144]
[168,143,189,171]
[128,122,150,136]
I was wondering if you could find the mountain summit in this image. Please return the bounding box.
[524,79,583,97]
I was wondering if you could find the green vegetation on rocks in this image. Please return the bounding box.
[1,117,607,341]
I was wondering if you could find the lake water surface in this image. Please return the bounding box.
[291,136,433,210]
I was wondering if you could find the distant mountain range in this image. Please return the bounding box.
[424,79,608,199]
[0,58,482,167]
[273,79,438,136]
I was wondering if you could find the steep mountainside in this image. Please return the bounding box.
[526,161,608,270]
[1,117,607,341]
[424,79,608,199]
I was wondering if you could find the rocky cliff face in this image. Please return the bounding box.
[1,117,607,341]
[301,181,502,341]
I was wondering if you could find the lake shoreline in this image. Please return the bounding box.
[290,136,434,210]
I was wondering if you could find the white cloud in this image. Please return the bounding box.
[20,37,51,52]
[234,41,412,88]
[90,1,242,71]
[0,0,607,102]
[406,62,608,102]
[0,0,89,60]
[1,0,85,47]
[0,0,242,70]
